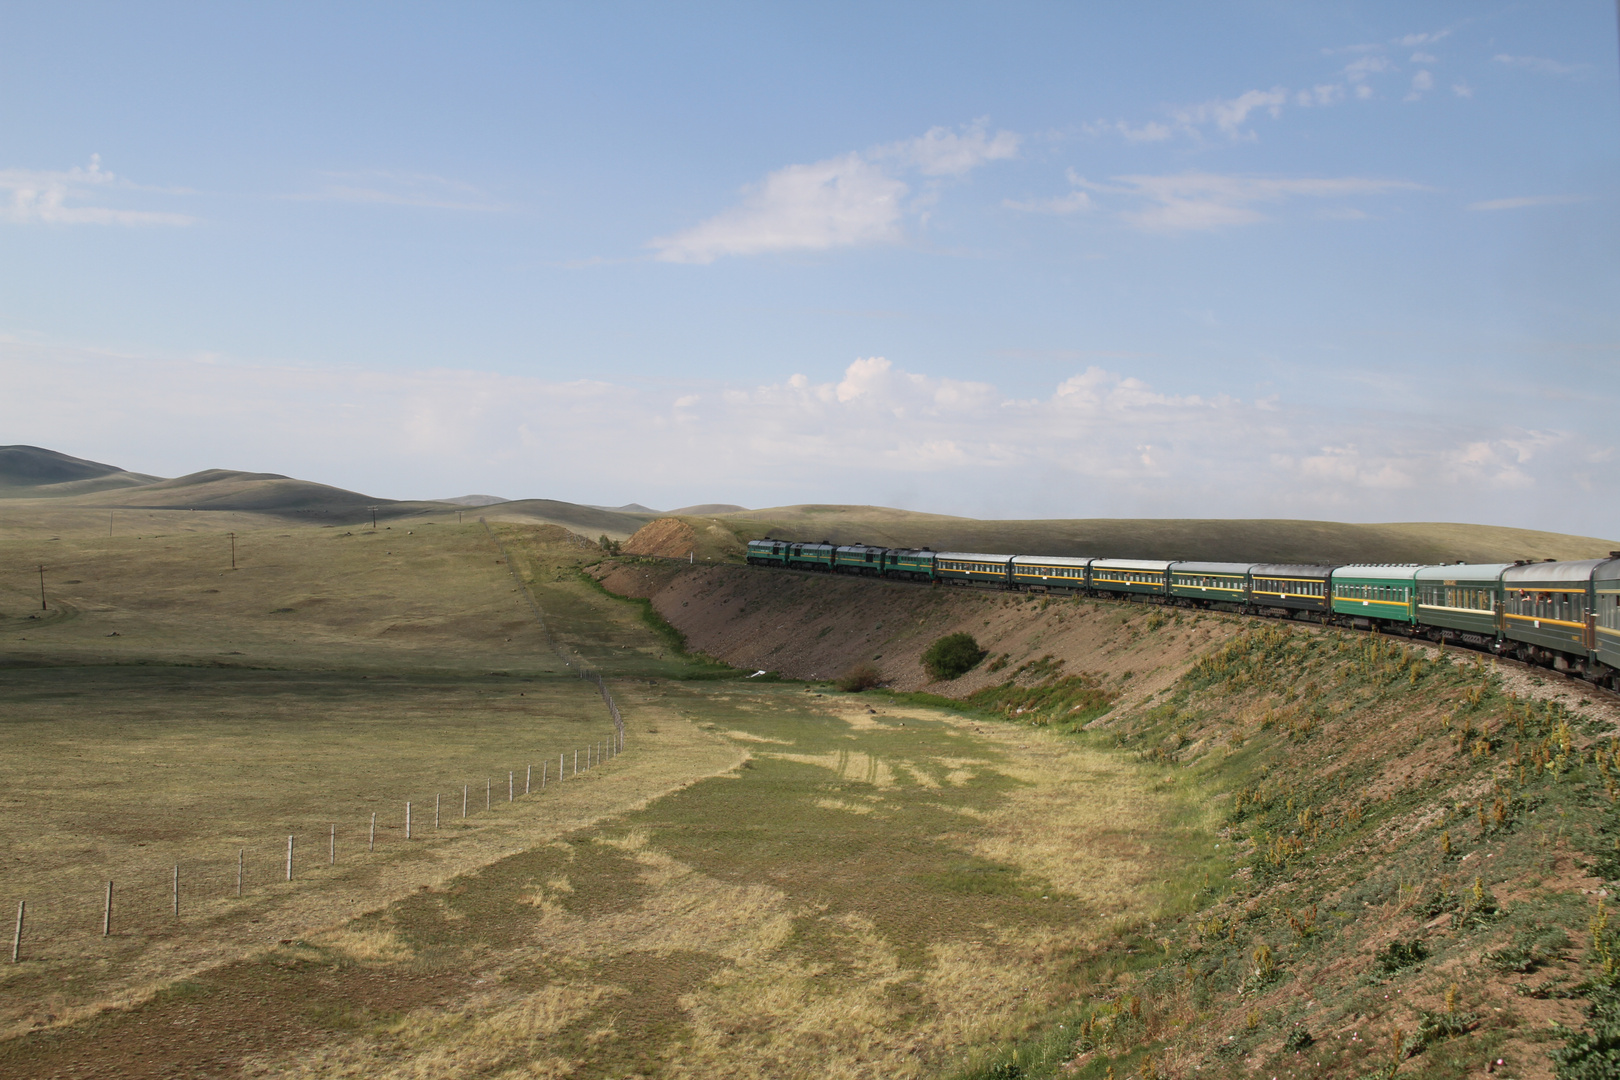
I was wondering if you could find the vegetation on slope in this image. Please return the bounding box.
[939,624,1620,1079]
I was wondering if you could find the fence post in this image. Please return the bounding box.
[435,793,441,830]
[509,772,514,802]
[237,849,243,897]
[173,864,180,917]
[486,779,491,811]
[103,880,113,937]
[574,749,578,776]
[370,813,376,852]
[330,825,336,865]
[542,761,547,788]
[526,764,531,795]
[462,785,468,818]
[286,835,294,882]
[406,801,412,840]
[11,900,22,963]
[560,753,564,782]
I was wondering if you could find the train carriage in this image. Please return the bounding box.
[1331,565,1421,629]
[1414,563,1509,646]
[1088,558,1170,599]
[1010,555,1093,592]
[1501,559,1605,671]
[745,539,789,567]
[1248,564,1335,618]
[884,548,937,582]
[833,544,889,576]
[784,541,837,572]
[1168,561,1254,609]
[936,552,1014,588]
[1594,556,1620,689]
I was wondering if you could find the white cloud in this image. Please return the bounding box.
[286,171,507,211]
[1493,54,1587,76]
[1467,194,1591,211]
[1171,87,1290,140]
[1410,52,1438,64]
[0,155,194,226]
[3,341,1607,527]
[650,121,1018,263]
[1397,29,1452,48]
[1355,84,1375,100]
[1452,81,1474,98]
[1072,172,1426,233]
[1344,55,1394,83]
[1003,190,1093,215]
[1083,118,1174,143]
[1295,84,1346,107]
[1406,70,1434,100]
[650,154,907,263]
[880,120,1021,176]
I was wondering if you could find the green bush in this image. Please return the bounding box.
[922,633,987,681]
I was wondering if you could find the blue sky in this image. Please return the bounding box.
[2,2,1617,534]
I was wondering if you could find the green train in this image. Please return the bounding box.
[744,539,1620,690]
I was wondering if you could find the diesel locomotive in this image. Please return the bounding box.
[744,539,1620,690]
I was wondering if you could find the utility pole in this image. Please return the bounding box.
[37,566,46,611]
[108,512,113,538]
[458,510,463,524]
[368,506,378,529]
[229,532,236,570]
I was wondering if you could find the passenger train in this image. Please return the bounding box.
[744,539,1620,691]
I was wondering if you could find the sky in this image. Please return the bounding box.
[1,2,1617,534]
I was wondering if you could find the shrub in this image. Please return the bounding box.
[837,662,883,692]
[922,633,987,681]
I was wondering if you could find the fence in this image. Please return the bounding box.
[8,524,630,964]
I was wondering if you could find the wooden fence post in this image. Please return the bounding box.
[103,880,113,937]
[435,793,441,829]
[369,813,376,852]
[286,836,294,882]
[406,801,412,840]
[11,901,22,963]
[526,764,531,795]
[173,864,180,916]
[237,849,243,897]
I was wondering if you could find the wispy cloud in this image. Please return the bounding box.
[650,121,1019,264]
[0,155,194,226]
[1468,194,1591,211]
[286,171,508,211]
[1014,172,1425,233]
[1493,54,1588,77]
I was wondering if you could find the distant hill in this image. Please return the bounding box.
[586,503,662,514]
[712,505,1620,565]
[671,503,749,515]
[0,445,161,497]
[439,495,510,507]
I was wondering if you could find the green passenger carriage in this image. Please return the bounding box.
[1168,561,1254,609]
[1413,563,1509,646]
[1248,564,1335,619]
[1594,557,1620,688]
[1501,559,1604,671]
[1088,559,1169,599]
[1330,565,1421,628]
[1010,555,1092,592]
[936,552,1014,588]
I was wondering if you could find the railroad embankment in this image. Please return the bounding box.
[593,555,1620,1079]
[590,559,1243,708]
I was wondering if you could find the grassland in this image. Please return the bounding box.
[0,506,1217,1079]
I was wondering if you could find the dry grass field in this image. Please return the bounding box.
[0,501,1215,1078]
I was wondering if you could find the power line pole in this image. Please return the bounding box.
[37,565,46,611]
[368,506,378,529]
[229,532,236,570]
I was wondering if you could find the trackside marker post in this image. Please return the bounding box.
[406,802,412,840]
[462,785,468,818]
[435,793,441,829]
[369,814,376,852]
[526,764,531,795]
[509,772,513,802]
[103,880,113,937]
[12,901,22,962]
[330,825,336,865]
[286,836,294,882]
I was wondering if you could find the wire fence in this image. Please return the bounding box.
[7,522,630,965]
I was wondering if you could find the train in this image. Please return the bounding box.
[744,539,1620,690]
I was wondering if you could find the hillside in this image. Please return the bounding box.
[712,505,1620,564]
[0,445,160,497]
[594,555,1620,1079]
